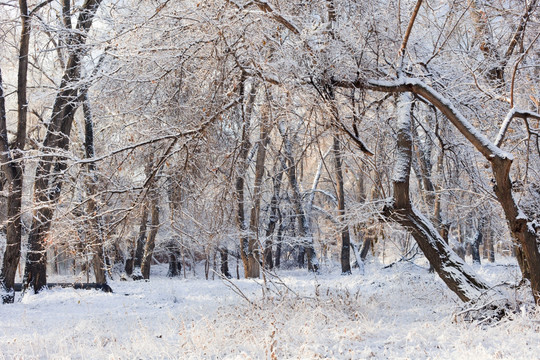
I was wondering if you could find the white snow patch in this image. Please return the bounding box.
[1,261,538,359]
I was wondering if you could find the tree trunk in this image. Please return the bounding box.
[132,205,149,279]
[333,135,351,274]
[220,249,231,278]
[141,194,159,280]
[491,158,540,301]
[235,73,256,278]
[0,169,23,303]
[359,232,372,261]
[245,105,271,278]
[0,0,31,303]
[472,220,484,265]
[274,221,283,269]
[487,226,496,263]
[82,90,107,284]
[383,93,491,302]
[132,160,152,280]
[167,252,179,277]
[279,123,318,272]
[264,161,284,269]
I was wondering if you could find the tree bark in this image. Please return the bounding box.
[220,249,231,278]
[244,106,271,278]
[235,74,256,277]
[131,159,152,280]
[141,194,160,280]
[167,244,181,278]
[264,161,284,269]
[333,135,351,275]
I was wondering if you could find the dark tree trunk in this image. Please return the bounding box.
[359,235,372,261]
[131,157,152,280]
[235,73,255,278]
[220,249,231,278]
[472,221,484,265]
[274,221,283,269]
[487,226,496,263]
[124,258,134,276]
[333,135,351,275]
[132,205,148,279]
[296,246,305,268]
[0,0,31,303]
[0,170,23,303]
[167,252,179,277]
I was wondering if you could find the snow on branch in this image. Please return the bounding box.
[335,77,513,162]
[227,0,301,35]
[495,108,540,147]
[252,1,301,35]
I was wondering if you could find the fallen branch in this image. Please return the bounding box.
[14,283,113,293]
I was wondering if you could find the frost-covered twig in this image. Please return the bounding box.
[214,270,257,307]
[494,108,540,147]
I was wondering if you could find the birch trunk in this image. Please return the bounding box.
[264,161,284,269]
[235,74,256,277]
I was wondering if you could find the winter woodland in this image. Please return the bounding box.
[1,0,540,358]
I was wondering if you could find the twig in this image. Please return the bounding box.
[214,270,257,307]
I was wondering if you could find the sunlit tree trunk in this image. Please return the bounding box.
[245,105,271,278]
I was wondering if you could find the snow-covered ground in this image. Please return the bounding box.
[1,259,539,359]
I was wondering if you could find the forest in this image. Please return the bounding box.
[1,0,540,357]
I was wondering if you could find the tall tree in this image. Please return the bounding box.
[1,0,43,303]
[23,0,104,294]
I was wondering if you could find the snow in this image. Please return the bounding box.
[1,261,539,359]
[393,92,413,183]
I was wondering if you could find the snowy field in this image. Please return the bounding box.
[1,259,539,359]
